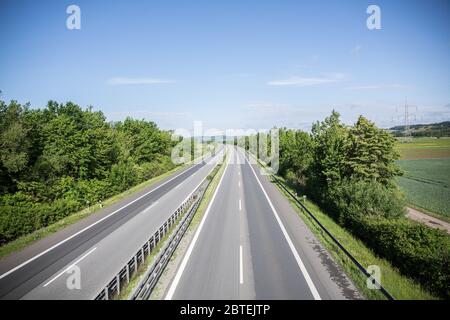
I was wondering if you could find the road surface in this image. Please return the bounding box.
[0,149,224,300]
[166,147,361,300]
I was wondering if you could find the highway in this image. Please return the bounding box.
[0,145,360,300]
[166,147,360,300]
[0,148,224,300]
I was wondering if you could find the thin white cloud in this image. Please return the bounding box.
[344,84,407,90]
[245,101,290,110]
[107,77,175,85]
[229,73,253,78]
[351,45,362,55]
[267,73,346,87]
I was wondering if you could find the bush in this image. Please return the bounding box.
[74,179,113,204]
[136,156,175,182]
[356,217,450,298]
[313,178,450,298]
[107,161,138,193]
[0,196,82,245]
[0,156,178,245]
[327,179,406,226]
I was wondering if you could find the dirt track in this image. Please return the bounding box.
[406,207,450,234]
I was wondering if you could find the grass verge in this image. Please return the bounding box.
[271,174,437,300]
[0,163,192,259]
[187,151,227,232]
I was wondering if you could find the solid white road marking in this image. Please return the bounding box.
[165,149,230,300]
[142,201,159,213]
[43,247,97,287]
[0,151,223,281]
[239,245,244,284]
[242,149,322,300]
[239,199,242,211]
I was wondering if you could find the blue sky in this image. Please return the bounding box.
[1,0,449,131]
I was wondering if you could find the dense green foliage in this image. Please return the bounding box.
[356,216,450,298]
[253,111,449,298]
[0,100,177,245]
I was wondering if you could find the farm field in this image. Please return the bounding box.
[395,138,450,221]
[397,158,450,220]
[395,137,450,160]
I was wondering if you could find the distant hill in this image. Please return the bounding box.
[389,121,450,137]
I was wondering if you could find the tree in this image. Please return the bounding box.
[0,101,32,193]
[345,116,402,186]
[278,128,312,186]
[310,110,349,192]
[116,118,170,164]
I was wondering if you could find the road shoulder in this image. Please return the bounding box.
[250,160,363,300]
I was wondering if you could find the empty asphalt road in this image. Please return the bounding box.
[166,147,361,300]
[0,148,224,300]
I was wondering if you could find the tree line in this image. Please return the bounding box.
[0,99,179,245]
[248,111,449,299]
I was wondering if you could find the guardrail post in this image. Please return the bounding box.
[141,248,145,262]
[104,287,109,300]
[134,255,138,271]
[126,264,130,283]
[116,275,121,295]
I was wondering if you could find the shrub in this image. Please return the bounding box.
[107,161,138,193]
[356,217,450,298]
[0,197,82,245]
[327,179,406,226]
[74,179,113,204]
[310,179,450,298]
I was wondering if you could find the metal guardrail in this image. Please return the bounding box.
[94,180,208,300]
[248,152,395,300]
[130,178,210,300]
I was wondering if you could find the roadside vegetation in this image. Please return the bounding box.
[272,174,436,300]
[0,99,194,246]
[248,112,450,299]
[0,164,189,259]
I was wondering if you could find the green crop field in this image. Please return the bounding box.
[397,158,450,220]
[395,138,450,220]
[395,137,450,160]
